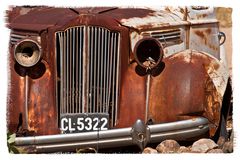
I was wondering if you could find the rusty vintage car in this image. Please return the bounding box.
[6,6,232,153]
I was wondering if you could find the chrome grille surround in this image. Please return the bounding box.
[56,26,120,127]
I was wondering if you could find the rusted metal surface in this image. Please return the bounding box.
[117,62,146,128]
[8,7,78,32]
[187,7,216,21]
[6,6,230,143]
[7,29,59,135]
[7,46,26,132]
[6,6,37,25]
[148,50,228,136]
[101,8,156,22]
[118,7,188,31]
[27,60,58,135]
[129,26,187,58]
[71,7,118,14]
[8,6,216,32]
[190,23,220,59]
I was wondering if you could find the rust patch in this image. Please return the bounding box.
[203,76,221,136]
[72,7,118,14]
[149,50,206,123]
[27,60,58,135]
[194,28,212,42]
[7,46,26,133]
[179,7,185,14]
[213,62,220,70]
[102,8,155,20]
[194,28,218,51]
[195,30,206,41]
[148,50,222,136]
[116,62,147,128]
[8,7,78,32]
[206,28,211,34]
[196,13,208,19]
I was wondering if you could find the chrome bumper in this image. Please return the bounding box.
[14,117,209,153]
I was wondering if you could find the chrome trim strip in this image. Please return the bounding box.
[15,117,209,153]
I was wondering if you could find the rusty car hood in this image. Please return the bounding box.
[8,7,79,32]
[8,6,216,32]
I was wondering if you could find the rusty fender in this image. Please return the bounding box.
[148,49,228,137]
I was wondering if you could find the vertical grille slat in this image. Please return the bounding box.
[103,30,107,113]
[72,28,76,113]
[66,30,69,113]
[89,27,93,113]
[56,26,120,127]
[93,27,97,113]
[63,31,67,114]
[115,33,120,126]
[69,28,72,113]
[97,28,100,113]
[58,33,64,114]
[100,29,104,113]
[82,27,86,113]
[79,27,83,113]
[75,28,79,113]
[106,31,111,113]
[111,33,116,127]
[107,32,113,114]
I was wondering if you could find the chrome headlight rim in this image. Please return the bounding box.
[14,39,42,67]
[133,37,164,69]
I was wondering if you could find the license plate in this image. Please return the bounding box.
[60,113,109,133]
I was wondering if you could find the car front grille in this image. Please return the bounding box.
[56,26,120,127]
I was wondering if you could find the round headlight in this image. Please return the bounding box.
[14,39,42,67]
[134,38,163,69]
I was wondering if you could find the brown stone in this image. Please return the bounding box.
[156,140,180,153]
[177,146,191,153]
[191,138,218,153]
[222,142,233,153]
[217,136,226,149]
[207,149,224,153]
[142,147,158,154]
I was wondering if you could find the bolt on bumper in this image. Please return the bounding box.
[14,117,209,153]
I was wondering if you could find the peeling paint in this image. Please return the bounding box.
[205,54,229,97]
[120,10,188,30]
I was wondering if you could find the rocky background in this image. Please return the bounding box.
[143,135,233,154]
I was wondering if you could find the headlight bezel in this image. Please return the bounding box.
[133,37,164,69]
[14,39,42,67]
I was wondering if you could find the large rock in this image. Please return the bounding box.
[156,140,180,153]
[191,138,218,153]
[142,147,158,154]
